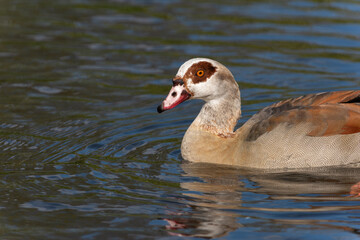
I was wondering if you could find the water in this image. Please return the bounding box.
[0,0,360,239]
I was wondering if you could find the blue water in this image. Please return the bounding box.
[0,0,360,239]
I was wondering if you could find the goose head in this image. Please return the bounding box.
[157,58,239,113]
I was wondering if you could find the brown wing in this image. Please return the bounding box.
[246,90,360,141]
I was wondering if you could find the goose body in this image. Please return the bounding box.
[158,58,360,169]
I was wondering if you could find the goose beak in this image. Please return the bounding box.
[157,83,191,113]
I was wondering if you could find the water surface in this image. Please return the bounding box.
[0,0,360,239]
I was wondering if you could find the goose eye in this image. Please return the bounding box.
[196,70,204,77]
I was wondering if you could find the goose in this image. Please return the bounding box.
[157,58,360,169]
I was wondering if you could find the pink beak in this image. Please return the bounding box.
[157,81,191,113]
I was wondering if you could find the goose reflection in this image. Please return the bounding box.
[164,163,360,238]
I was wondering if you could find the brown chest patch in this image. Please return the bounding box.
[184,61,217,84]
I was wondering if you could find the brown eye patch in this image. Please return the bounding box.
[184,61,217,84]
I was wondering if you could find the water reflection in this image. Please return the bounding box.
[165,163,360,238]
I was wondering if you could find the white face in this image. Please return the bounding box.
[175,58,223,102]
[158,58,236,113]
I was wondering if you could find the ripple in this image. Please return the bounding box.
[20,200,102,212]
[92,14,161,24]
[0,0,359,239]
[33,86,63,94]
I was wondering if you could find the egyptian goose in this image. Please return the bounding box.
[157,58,360,169]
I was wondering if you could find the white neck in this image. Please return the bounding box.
[192,90,241,137]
